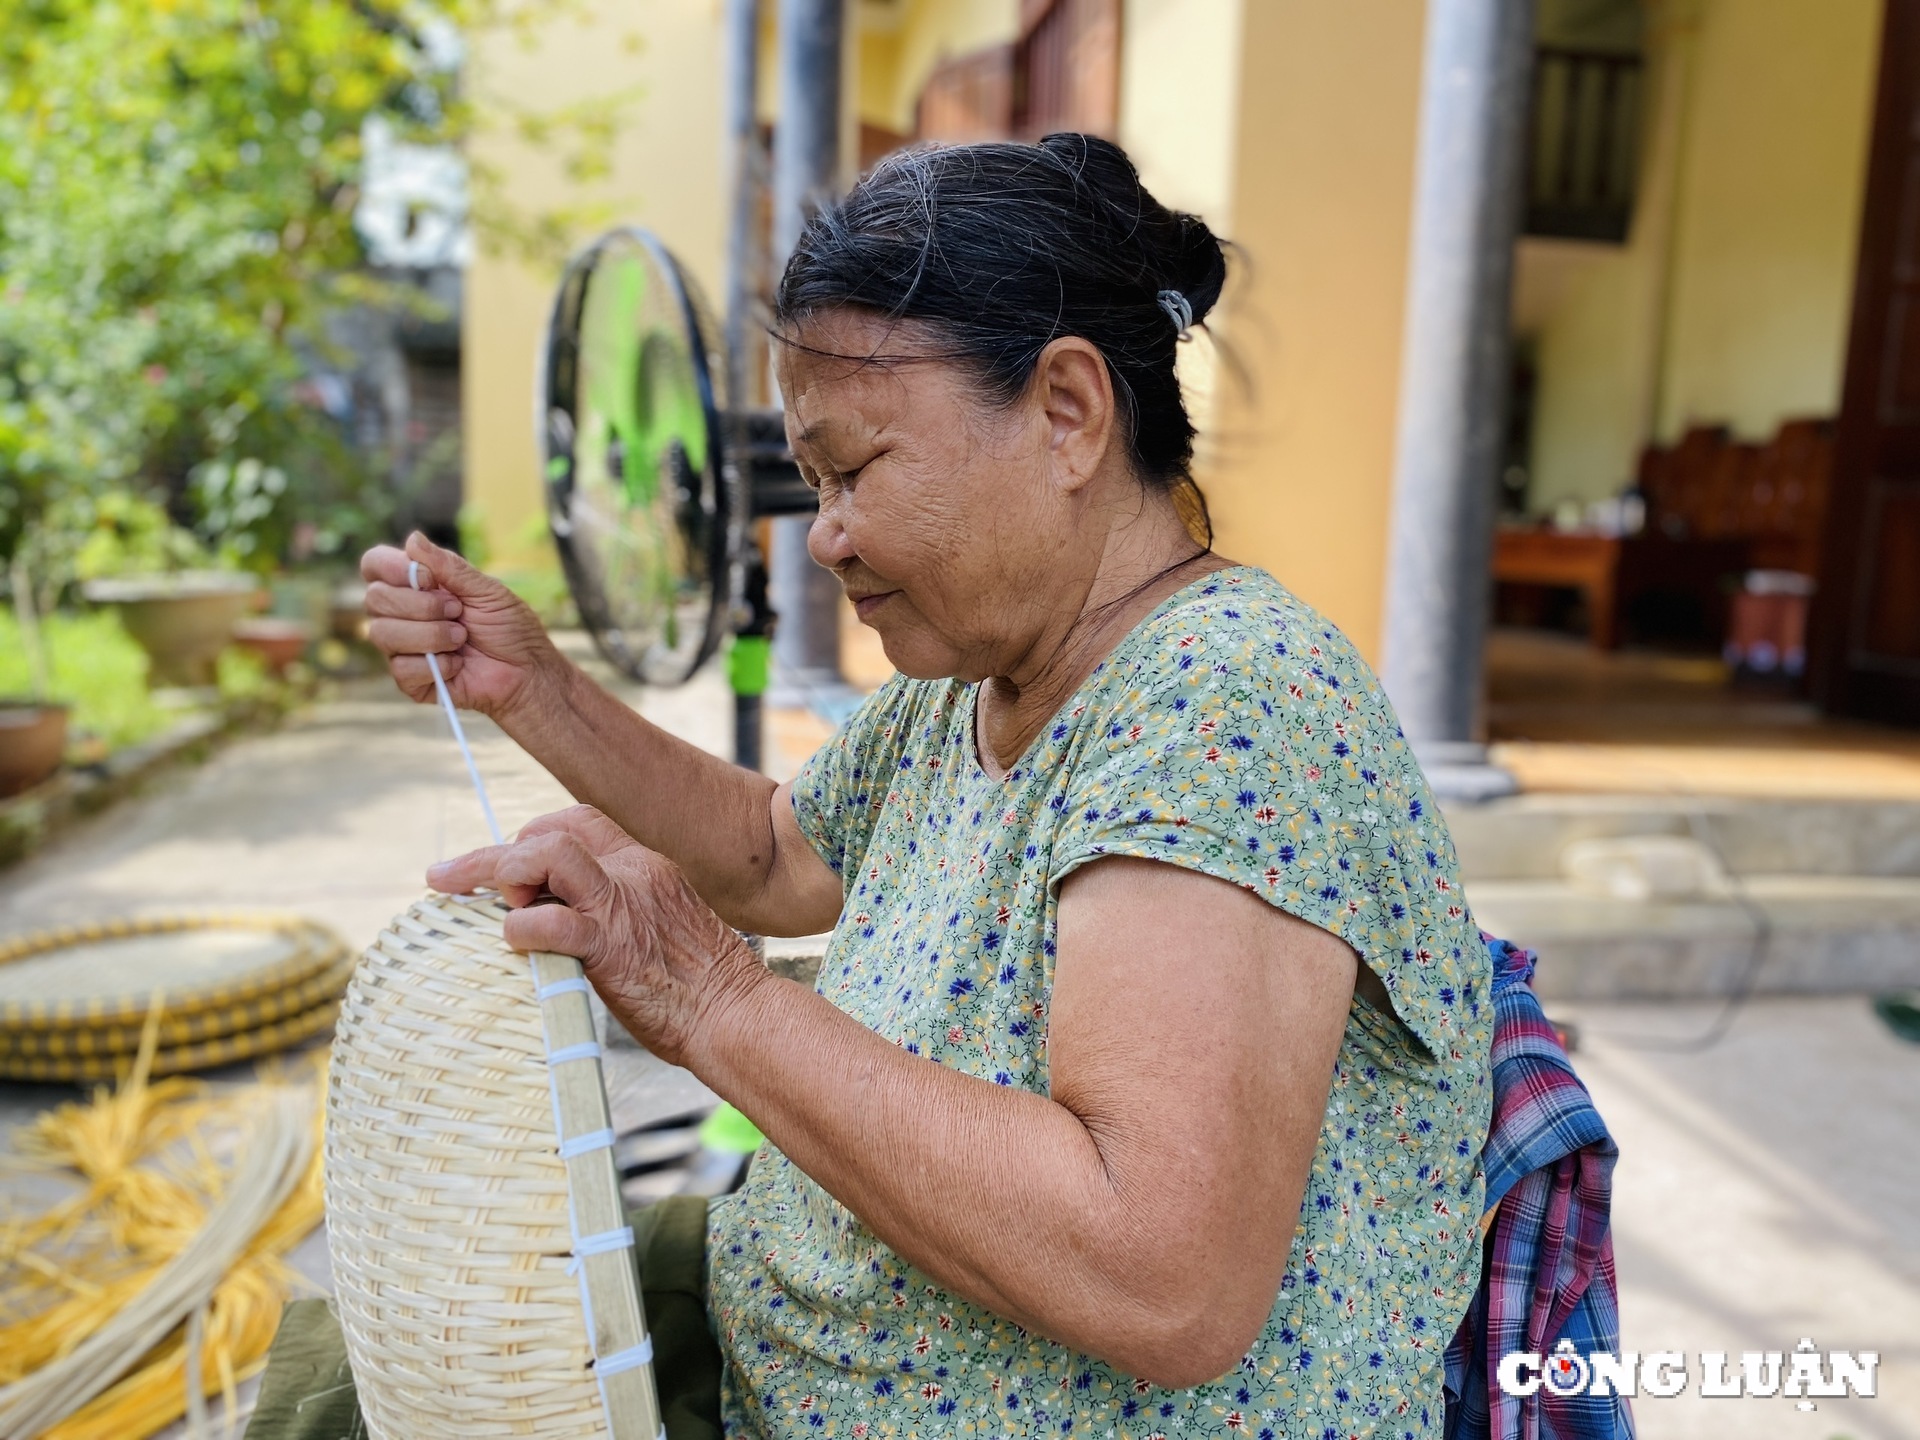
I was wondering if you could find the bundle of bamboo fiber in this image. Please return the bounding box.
[0,1011,327,1439]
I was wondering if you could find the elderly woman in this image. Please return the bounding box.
[265,135,1491,1440]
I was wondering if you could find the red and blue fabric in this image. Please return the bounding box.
[1444,934,1636,1440]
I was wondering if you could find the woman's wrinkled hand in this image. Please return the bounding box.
[360,532,564,721]
[427,806,765,1067]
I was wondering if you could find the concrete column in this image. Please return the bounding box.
[1381,0,1532,802]
[768,0,851,706]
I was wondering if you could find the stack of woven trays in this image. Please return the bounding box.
[0,914,353,1082]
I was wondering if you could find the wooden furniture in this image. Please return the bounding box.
[1491,529,1623,648]
[914,0,1121,143]
[1014,0,1121,137]
[1494,418,1833,650]
[1638,419,1832,574]
[915,44,1015,142]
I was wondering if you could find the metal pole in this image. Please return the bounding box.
[723,0,762,417]
[1380,0,1532,802]
[722,0,768,769]
[767,0,850,707]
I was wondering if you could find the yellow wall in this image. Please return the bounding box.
[1201,1,1429,660]
[858,25,905,136]
[1524,0,1880,513]
[1117,0,1241,223]
[1522,236,1657,508]
[1659,0,1879,438]
[464,1,727,571]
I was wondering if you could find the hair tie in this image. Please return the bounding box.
[1157,289,1194,340]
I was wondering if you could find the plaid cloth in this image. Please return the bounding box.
[1443,935,1636,1440]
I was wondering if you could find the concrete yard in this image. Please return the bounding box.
[1,651,1916,1437]
[1553,995,1920,1439]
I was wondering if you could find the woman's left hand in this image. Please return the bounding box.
[426,806,765,1067]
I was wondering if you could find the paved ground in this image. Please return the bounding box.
[1554,996,1920,1439]
[2,644,1917,1437]
[0,641,732,944]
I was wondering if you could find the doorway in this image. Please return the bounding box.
[1815,0,1920,723]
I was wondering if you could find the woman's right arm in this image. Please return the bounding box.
[361,533,843,938]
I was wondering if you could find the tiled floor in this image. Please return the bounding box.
[1488,628,1920,798]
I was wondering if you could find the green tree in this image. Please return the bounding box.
[0,0,632,689]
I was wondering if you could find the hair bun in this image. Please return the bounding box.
[1035,133,1224,328]
[1168,213,1227,327]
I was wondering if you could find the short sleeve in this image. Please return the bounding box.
[789,675,933,887]
[1047,595,1487,1065]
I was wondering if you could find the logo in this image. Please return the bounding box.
[1497,1339,1879,1411]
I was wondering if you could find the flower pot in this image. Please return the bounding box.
[231,617,314,675]
[82,572,261,687]
[329,580,369,643]
[0,701,69,799]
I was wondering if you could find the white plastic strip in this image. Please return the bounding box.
[568,1225,638,1274]
[410,559,503,845]
[594,1338,655,1377]
[573,1225,637,1259]
[558,1127,618,1160]
[519,887,656,1428]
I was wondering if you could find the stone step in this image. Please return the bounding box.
[1467,874,1920,1000]
[1446,793,1920,880]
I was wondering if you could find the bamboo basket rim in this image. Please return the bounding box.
[0,995,342,1084]
[0,952,355,1061]
[0,913,348,1032]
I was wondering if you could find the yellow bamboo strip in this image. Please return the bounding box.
[0,1005,330,1440]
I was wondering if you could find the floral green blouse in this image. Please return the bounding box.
[706,567,1492,1439]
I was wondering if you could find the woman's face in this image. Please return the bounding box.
[778,309,1115,683]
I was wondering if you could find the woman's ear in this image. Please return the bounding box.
[1031,337,1118,495]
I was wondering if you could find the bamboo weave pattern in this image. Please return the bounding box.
[324,893,660,1440]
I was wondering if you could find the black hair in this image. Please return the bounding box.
[774,133,1227,511]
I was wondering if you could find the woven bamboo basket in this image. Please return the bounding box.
[324,893,661,1440]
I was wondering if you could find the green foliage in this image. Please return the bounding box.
[70,490,211,581]
[455,503,495,570]
[0,606,171,750]
[501,566,579,629]
[0,0,418,585]
[0,0,638,598]
[190,455,289,568]
[215,642,272,701]
[459,504,578,626]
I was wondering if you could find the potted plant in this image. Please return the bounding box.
[0,555,69,798]
[73,491,260,689]
[0,698,68,799]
